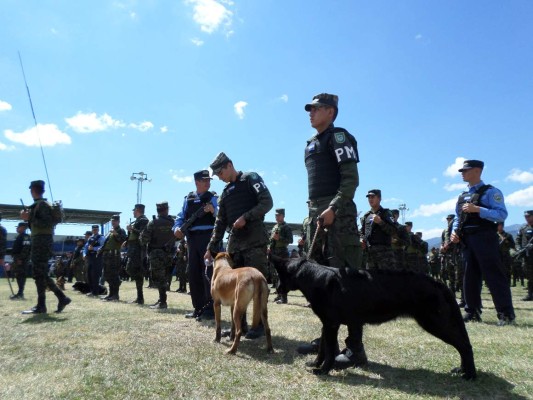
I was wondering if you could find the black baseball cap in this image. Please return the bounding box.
[458,160,484,172]
[194,170,212,181]
[366,189,381,198]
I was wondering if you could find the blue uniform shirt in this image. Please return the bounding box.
[173,192,218,232]
[453,180,508,231]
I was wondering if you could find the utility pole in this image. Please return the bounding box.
[130,172,151,204]
[398,203,409,224]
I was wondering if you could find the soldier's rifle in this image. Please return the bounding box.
[179,192,213,236]
[513,236,533,260]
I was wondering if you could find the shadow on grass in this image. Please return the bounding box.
[317,362,527,400]
[19,314,69,324]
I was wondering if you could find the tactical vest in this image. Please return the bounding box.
[457,185,497,232]
[149,216,175,249]
[185,191,216,227]
[103,228,126,251]
[12,233,31,255]
[220,174,260,226]
[129,215,149,242]
[519,225,533,247]
[28,199,54,235]
[305,128,341,200]
[362,208,392,246]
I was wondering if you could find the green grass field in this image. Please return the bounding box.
[0,279,531,400]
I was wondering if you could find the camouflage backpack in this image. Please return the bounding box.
[50,200,65,226]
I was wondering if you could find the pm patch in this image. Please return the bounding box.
[334,132,346,144]
[493,193,503,203]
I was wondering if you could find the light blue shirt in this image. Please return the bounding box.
[452,180,507,231]
[173,192,218,232]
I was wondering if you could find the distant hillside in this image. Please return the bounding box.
[426,223,523,250]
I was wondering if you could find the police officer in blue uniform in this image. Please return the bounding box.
[450,160,516,326]
[86,224,105,297]
[174,170,218,320]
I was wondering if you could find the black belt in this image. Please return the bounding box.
[188,229,212,235]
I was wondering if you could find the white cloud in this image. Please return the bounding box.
[443,157,466,178]
[186,0,234,34]
[415,34,423,40]
[419,227,443,240]
[160,126,168,133]
[191,37,205,46]
[443,182,466,192]
[65,112,126,133]
[410,197,457,218]
[4,124,71,147]
[430,177,437,184]
[0,141,15,151]
[172,174,194,183]
[129,121,154,132]
[234,100,247,119]
[279,94,288,103]
[0,100,12,111]
[506,168,533,184]
[506,186,533,207]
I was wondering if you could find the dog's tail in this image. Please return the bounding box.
[251,278,269,329]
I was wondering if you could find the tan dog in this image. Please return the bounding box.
[211,252,273,354]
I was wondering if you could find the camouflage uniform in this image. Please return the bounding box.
[126,209,149,304]
[11,224,31,298]
[497,228,515,286]
[25,191,69,313]
[361,205,397,270]
[174,240,188,292]
[441,222,458,291]
[415,235,429,274]
[207,169,273,277]
[141,209,175,308]
[70,241,86,282]
[405,230,420,272]
[101,220,127,300]
[516,220,533,300]
[391,222,409,270]
[428,248,441,280]
[268,215,293,285]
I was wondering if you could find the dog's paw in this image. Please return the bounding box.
[451,367,476,380]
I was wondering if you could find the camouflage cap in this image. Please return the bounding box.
[305,93,339,111]
[366,189,381,198]
[210,152,232,175]
[416,232,423,237]
[193,170,212,181]
[29,180,45,190]
[405,221,413,227]
[525,210,533,216]
[446,214,455,220]
[275,208,285,216]
[111,215,120,221]
[391,209,399,216]
[156,201,169,209]
[133,203,145,211]
[458,160,484,172]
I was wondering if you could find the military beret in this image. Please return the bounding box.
[525,210,533,217]
[193,170,212,181]
[133,204,145,211]
[405,221,413,227]
[210,152,232,175]
[366,189,381,198]
[446,214,455,220]
[305,93,339,111]
[17,222,28,228]
[91,225,99,229]
[458,160,484,172]
[29,180,45,190]
[275,208,285,216]
[156,201,169,209]
[111,215,120,221]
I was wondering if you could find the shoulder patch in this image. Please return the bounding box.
[493,193,503,203]
[334,132,346,144]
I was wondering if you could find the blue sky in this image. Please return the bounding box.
[1,0,532,240]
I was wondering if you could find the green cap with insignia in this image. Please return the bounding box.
[366,189,381,198]
[210,152,232,175]
[305,93,339,112]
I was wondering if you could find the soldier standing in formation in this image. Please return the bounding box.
[415,232,429,274]
[205,152,273,339]
[269,208,293,304]
[516,210,533,301]
[126,204,149,305]
[497,222,515,287]
[85,224,104,297]
[390,209,409,269]
[361,189,397,270]
[20,180,71,314]
[174,240,188,293]
[450,160,515,325]
[142,202,175,310]
[100,215,127,301]
[174,170,218,320]
[10,222,31,300]
[70,237,86,282]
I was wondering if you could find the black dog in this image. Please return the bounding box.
[273,257,476,379]
[72,281,107,295]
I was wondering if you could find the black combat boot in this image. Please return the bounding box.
[129,279,144,304]
[22,291,47,314]
[522,283,533,301]
[150,289,168,309]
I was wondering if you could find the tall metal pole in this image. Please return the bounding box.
[130,172,151,204]
[398,203,409,224]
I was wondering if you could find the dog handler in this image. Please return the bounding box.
[299,93,366,369]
